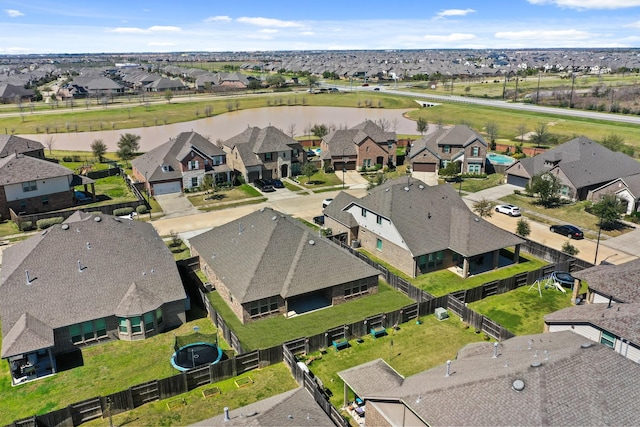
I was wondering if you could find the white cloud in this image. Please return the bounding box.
[527,0,640,9]
[423,33,477,42]
[109,26,181,34]
[300,31,315,36]
[147,42,176,46]
[495,29,593,41]
[236,17,303,28]
[203,16,232,22]
[436,9,476,18]
[4,9,24,17]
[259,29,278,34]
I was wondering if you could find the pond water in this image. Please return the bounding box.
[24,106,418,152]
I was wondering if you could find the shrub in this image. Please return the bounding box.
[136,205,148,214]
[113,207,134,216]
[36,217,64,229]
[62,156,73,162]
[20,221,35,232]
[512,152,527,159]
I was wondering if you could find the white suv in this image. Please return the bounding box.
[495,204,521,216]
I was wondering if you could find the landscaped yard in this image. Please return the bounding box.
[206,281,415,351]
[187,184,262,208]
[468,285,576,335]
[0,316,227,426]
[82,362,297,427]
[296,169,344,189]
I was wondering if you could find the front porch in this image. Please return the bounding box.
[8,349,57,386]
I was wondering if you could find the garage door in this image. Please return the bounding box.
[153,181,182,195]
[506,174,529,188]
[413,162,436,172]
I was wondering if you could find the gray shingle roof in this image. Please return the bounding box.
[343,331,640,426]
[1,313,54,358]
[0,153,73,185]
[0,135,44,158]
[573,258,640,303]
[189,208,380,304]
[0,211,185,358]
[410,125,486,161]
[222,126,297,168]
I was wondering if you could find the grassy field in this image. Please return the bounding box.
[0,316,226,426]
[82,363,297,427]
[207,281,414,351]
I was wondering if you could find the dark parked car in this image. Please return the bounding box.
[550,224,584,239]
[254,179,275,192]
[306,149,317,157]
[313,215,325,226]
[272,179,284,188]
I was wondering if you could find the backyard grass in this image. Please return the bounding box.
[0,316,227,426]
[187,184,261,208]
[0,220,21,238]
[359,249,548,297]
[468,285,575,335]
[82,363,297,427]
[500,193,631,238]
[440,173,505,193]
[206,281,414,351]
[308,314,485,409]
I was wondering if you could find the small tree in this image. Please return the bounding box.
[599,133,624,152]
[561,241,579,256]
[91,139,108,162]
[531,122,550,148]
[44,136,55,155]
[301,162,317,184]
[287,123,297,138]
[591,194,625,229]
[306,75,318,92]
[517,123,528,142]
[515,218,531,237]
[485,121,498,150]
[247,79,262,91]
[528,172,561,207]
[311,124,329,139]
[116,133,141,167]
[163,89,174,104]
[416,117,428,136]
[472,198,495,218]
[266,74,285,88]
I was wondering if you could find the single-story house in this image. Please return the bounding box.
[338,331,640,426]
[323,177,525,278]
[320,120,397,171]
[0,153,95,219]
[131,131,231,196]
[0,212,187,385]
[573,257,640,304]
[221,126,306,183]
[0,83,34,104]
[0,135,45,159]
[190,207,381,324]
[587,173,640,214]
[409,125,488,175]
[505,136,640,201]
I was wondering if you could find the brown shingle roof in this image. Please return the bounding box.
[0,153,73,185]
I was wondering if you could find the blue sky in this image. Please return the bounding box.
[2,0,640,54]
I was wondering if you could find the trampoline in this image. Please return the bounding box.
[552,272,576,288]
[170,330,223,372]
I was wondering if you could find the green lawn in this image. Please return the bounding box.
[187,184,261,208]
[297,169,343,188]
[0,317,226,426]
[308,314,485,409]
[468,285,574,335]
[438,173,505,193]
[82,363,297,427]
[207,281,414,351]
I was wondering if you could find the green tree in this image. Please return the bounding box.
[561,241,579,256]
[530,122,550,148]
[517,123,527,142]
[301,162,317,184]
[416,117,428,136]
[90,139,108,162]
[599,134,624,152]
[438,161,460,178]
[591,194,625,229]
[266,74,285,88]
[116,133,141,167]
[306,75,319,92]
[472,198,495,218]
[311,124,329,139]
[516,218,531,237]
[247,79,262,91]
[528,172,561,207]
[485,121,498,149]
[163,89,174,104]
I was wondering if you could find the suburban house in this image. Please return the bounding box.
[572,257,640,304]
[322,177,525,278]
[190,207,380,324]
[587,173,640,214]
[0,153,95,219]
[131,131,230,196]
[320,120,397,171]
[0,134,45,159]
[221,126,305,183]
[0,212,187,385]
[409,125,488,176]
[338,331,640,426]
[505,136,640,201]
[0,83,34,104]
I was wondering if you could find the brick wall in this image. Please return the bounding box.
[6,190,74,216]
[358,228,415,277]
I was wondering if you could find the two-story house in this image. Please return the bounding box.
[221,126,305,183]
[409,125,488,176]
[320,120,396,171]
[131,131,230,196]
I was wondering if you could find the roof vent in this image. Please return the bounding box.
[260,208,265,212]
[512,379,525,392]
[531,361,542,368]
[474,217,479,222]
[94,216,101,222]
[61,224,69,230]
[581,342,593,349]
[86,242,91,250]
[309,240,315,245]
[419,184,425,189]
[272,216,277,221]
[404,186,410,191]
[385,188,389,192]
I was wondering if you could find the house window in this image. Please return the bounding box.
[83,321,94,341]
[42,195,49,206]
[265,152,273,161]
[376,215,382,225]
[69,324,82,343]
[248,296,279,317]
[366,147,369,153]
[344,279,369,297]
[376,238,383,251]
[144,312,155,332]
[191,177,198,187]
[600,331,616,348]
[293,149,299,157]
[468,163,481,174]
[131,316,142,334]
[361,208,367,217]
[388,141,393,149]
[472,146,479,156]
[560,185,571,197]
[443,145,450,154]
[22,181,37,192]
[204,159,209,165]
[156,308,163,325]
[69,319,107,344]
[95,319,107,337]
[119,318,128,334]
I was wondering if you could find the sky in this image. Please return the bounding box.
[2,0,640,54]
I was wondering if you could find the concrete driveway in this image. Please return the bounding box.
[463,183,520,202]
[154,193,200,219]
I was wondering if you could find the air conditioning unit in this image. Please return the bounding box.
[434,307,449,321]
[351,239,361,248]
[204,282,213,292]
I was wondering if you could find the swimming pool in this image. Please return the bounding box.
[487,153,515,165]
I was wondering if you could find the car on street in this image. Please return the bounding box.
[362,83,369,87]
[550,224,584,239]
[374,87,380,91]
[254,179,275,192]
[272,179,284,188]
[313,215,325,226]
[322,198,333,208]
[495,204,521,216]
[306,149,317,157]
